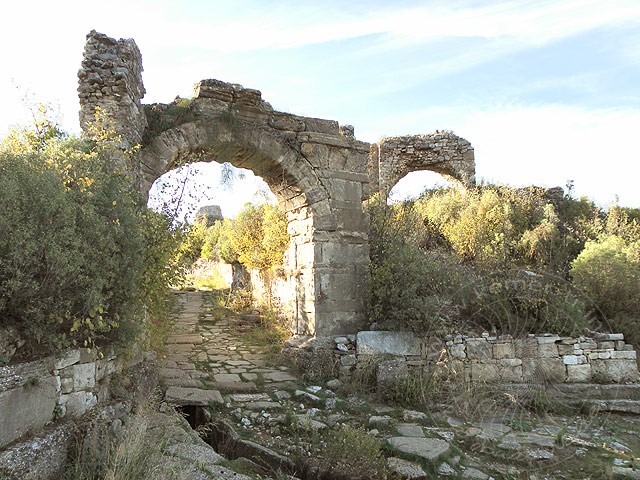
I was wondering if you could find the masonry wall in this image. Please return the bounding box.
[324,331,640,386]
[0,347,147,449]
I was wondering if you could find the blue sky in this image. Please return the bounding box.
[1,0,639,217]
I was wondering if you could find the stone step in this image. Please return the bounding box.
[165,386,223,406]
[167,334,203,345]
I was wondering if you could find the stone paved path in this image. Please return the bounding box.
[160,291,297,404]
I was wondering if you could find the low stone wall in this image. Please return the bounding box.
[285,331,639,388]
[0,347,148,449]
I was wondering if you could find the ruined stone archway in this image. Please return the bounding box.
[78,31,371,336]
[369,132,475,197]
[77,30,478,337]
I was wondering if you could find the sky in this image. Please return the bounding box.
[1,0,639,217]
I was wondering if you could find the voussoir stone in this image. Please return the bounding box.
[387,436,450,461]
[165,386,223,406]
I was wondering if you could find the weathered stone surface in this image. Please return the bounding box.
[396,423,425,437]
[0,421,75,479]
[357,331,421,355]
[387,436,450,461]
[522,358,566,383]
[566,364,592,382]
[165,386,223,406]
[376,359,409,389]
[54,349,81,370]
[370,132,475,196]
[0,374,57,448]
[165,442,224,465]
[387,457,428,479]
[591,359,639,383]
[461,467,489,479]
[466,339,492,360]
[60,390,98,417]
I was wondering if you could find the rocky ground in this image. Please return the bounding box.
[157,291,640,480]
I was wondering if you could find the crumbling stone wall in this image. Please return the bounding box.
[77,32,479,337]
[78,30,147,150]
[78,33,371,336]
[369,132,475,196]
[319,331,639,386]
[0,346,148,449]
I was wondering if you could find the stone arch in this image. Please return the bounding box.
[368,132,475,197]
[78,33,371,336]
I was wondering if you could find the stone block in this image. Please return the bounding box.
[357,331,420,356]
[471,361,522,383]
[71,362,96,390]
[566,364,592,383]
[304,117,340,135]
[59,391,97,417]
[387,436,450,461]
[96,358,121,382]
[513,338,538,358]
[536,336,559,344]
[562,355,579,365]
[449,344,466,360]
[558,344,575,355]
[591,359,639,383]
[522,358,566,383]
[538,343,558,358]
[611,350,637,360]
[269,112,305,131]
[376,359,408,390]
[466,339,492,360]
[54,349,81,370]
[0,420,75,480]
[165,387,223,406]
[597,341,615,350]
[493,342,515,359]
[595,333,624,341]
[0,376,58,448]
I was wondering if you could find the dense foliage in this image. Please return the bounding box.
[182,202,289,273]
[0,109,185,355]
[368,185,640,342]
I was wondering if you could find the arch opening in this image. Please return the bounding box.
[388,170,455,204]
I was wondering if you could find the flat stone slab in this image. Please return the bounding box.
[245,401,282,410]
[168,334,203,344]
[228,393,271,402]
[164,378,203,388]
[214,373,241,382]
[387,457,427,479]
[166,442,224,465]
[165,387,223,406]
[396,423,425,437]
[205,381,258,392]
[387,436,450,461]
[263,371,297,382]
[356,331,421,355]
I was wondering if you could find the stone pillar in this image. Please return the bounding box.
[78,30,147,160]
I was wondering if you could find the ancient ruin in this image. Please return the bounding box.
[78,30,475,336]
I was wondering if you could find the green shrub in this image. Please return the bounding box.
[0,109,183,355]
[320,425,388,479]
[224,203,289,272]
[0,140,144,353]
[466,271,586,336]
[571,235,640,321]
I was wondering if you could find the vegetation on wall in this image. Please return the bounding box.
[0,106,185,356]
[368,185,640,343]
